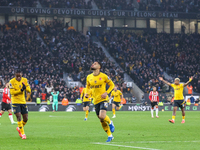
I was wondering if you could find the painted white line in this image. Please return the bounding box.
[49,115,66,117]
[92,142,161,150]
[111,141,200,144]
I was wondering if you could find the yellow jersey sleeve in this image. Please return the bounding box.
[104,75,115,94]
[86,76,90,94]
[119,90,122,96]
[171,84,175,88]
[24,78,31,93]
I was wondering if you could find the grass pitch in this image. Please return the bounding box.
[0,111,199,150]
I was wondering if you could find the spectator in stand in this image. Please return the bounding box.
[131,95,137,103]
[187,84,193,94]
[195,98,199,104]
[190,95,195,103]
[41,92,47,102]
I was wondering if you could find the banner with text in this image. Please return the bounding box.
[0,104,199,112]
[0,7,200,19]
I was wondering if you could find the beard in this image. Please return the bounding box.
[90,67,96,70]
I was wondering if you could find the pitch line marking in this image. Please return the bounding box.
[111,141,200,144]
[92,142,161,150]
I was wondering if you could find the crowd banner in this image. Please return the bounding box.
[68,81,80,87]
[0,7,200,19]
[0,103,199,112]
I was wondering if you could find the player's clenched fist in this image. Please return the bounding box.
[101,92,107,99]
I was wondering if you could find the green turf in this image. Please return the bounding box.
[0,111,199,150]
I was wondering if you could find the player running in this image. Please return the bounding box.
[85,62,115,142]
[149,86,159,118]
[9,70,31,139]
[159,77,193,124]
[80,87,92,121]
[0,83,17,124]
[110,86,123,118]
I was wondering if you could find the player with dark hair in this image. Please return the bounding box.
[85,61,115,142]
[9,70,31,139]
[0,83,17,124]
[149,86,159,118]
[159,77,193,124]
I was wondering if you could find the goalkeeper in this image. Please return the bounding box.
[51,91,59,112]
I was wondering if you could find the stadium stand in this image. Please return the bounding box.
[39,20,125,88]
[39,0,92,9]
[138,0,200,12]
[94,0,135,10]
[100,30,200,93]
[100,30,166,93]
[146,33,200,93]
[0,0,37,7]
[0,19,127,102]
[0,20,78,102]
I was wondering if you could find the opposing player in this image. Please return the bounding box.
[159,77,193,124]
[51,91,59,112]
[110,86,123,118]
[80,87,92,121]
[85,62,115,142]
[9,70,31,139]
[0,83,17,124]
[149,86,159,118]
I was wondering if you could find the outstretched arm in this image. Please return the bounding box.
[159,77,171,86]
[184,77,193,87]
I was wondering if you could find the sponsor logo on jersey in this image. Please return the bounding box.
[90,85,102,88]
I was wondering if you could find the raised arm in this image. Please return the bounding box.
[184,76,193,87]
[159,77,171,86]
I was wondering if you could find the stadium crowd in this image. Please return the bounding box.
[0,0,37,7]
[101,30,200,94]
[94,0,135,10]
[0,19,82,102]
[138,0,200,13]
[39,19,125,88]
[101,30,171,93]
[39,0,92,9]
[146,33,200,93]
[0,19,128,103]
